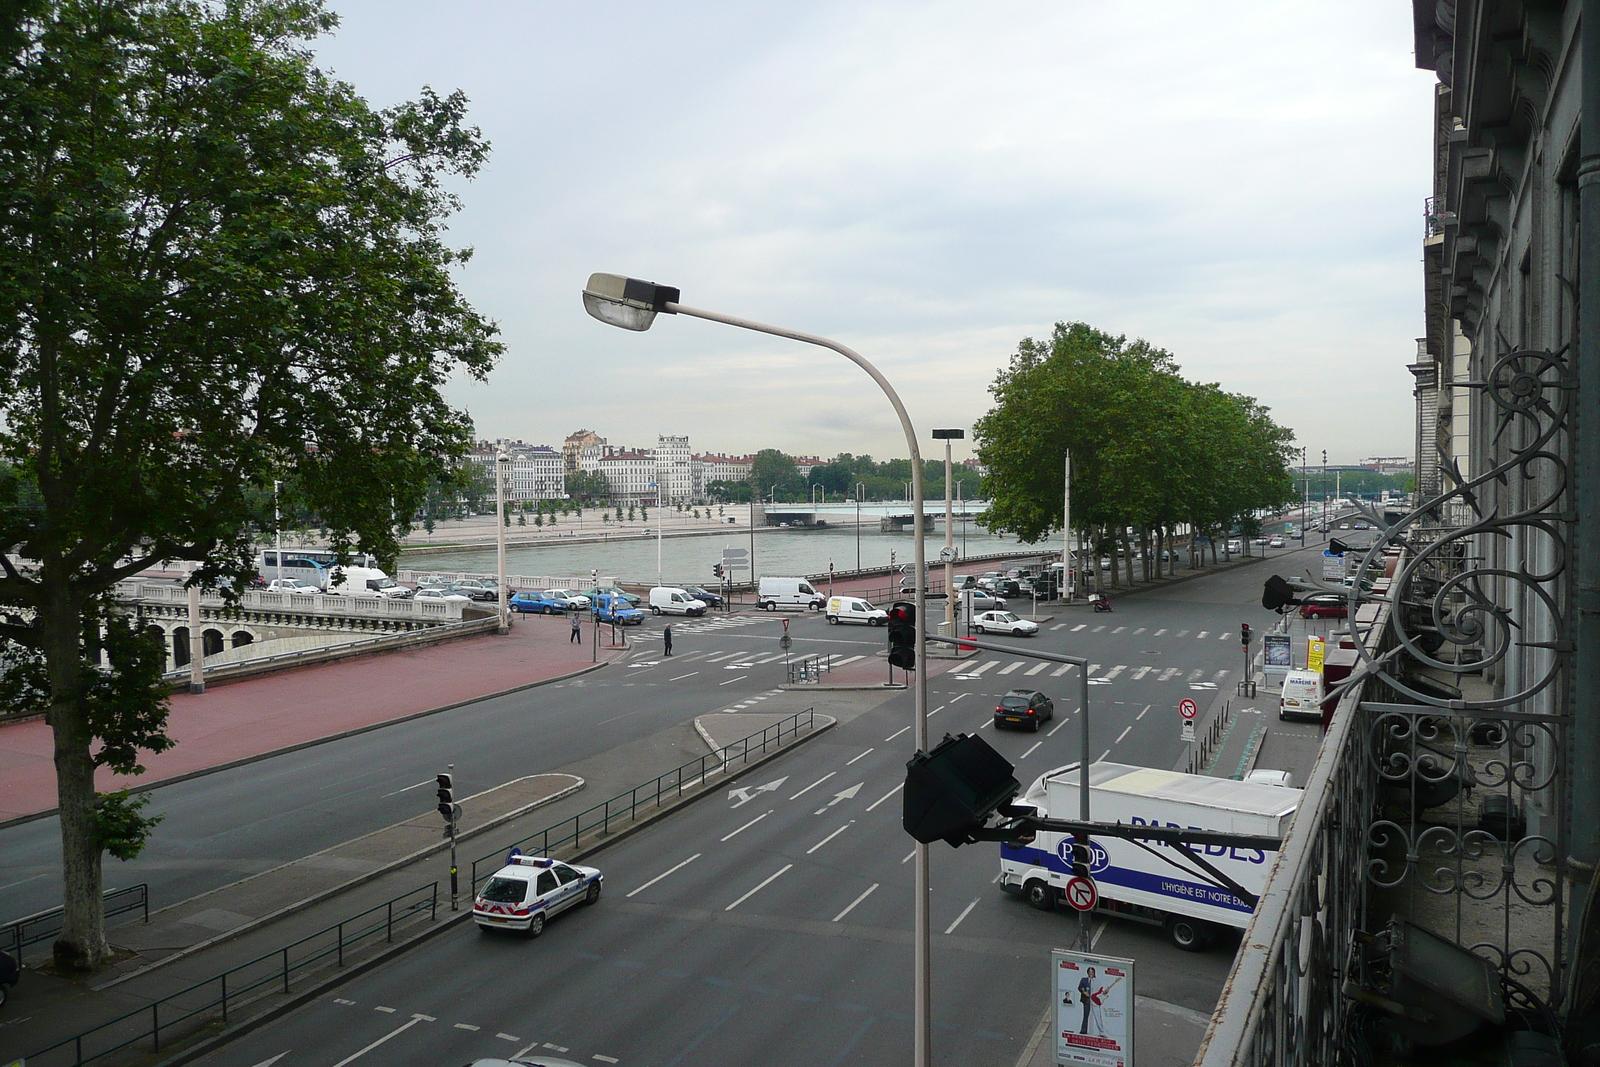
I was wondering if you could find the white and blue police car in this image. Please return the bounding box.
[472,854,603,937]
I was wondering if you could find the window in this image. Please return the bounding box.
[536,871,559,895]
[555,864,582,885]
[480,877,527,903]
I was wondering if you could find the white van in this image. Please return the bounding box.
[1278,669,1324,722]
[757,576,825,611]
[648,587,707,616]
[826,596,887,626]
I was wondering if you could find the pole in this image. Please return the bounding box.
[855,486,861,572]
[663,300,931,1067]
[749,497,756,598]
[591,568,598,663]
[1063,451,1072,602]
[448,763,459,911]
[656,483,663,586]
[1078,664,1090,949]
[496,453,509,634]
[187,576,204,695]
[273,480,282,586]
[943,437,955,633]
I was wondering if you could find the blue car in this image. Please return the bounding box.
[510,590,567,614]
[593,593,645,626]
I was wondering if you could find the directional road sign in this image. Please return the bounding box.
[1064,875,1099,912]
[1179,698,1199,720]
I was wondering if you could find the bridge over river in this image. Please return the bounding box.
[757,500,988,531]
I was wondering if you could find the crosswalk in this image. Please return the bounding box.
[671,614,777,635]
[1065,623,1231,640]
[951,660,1230,690]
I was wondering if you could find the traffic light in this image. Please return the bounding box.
[887,600,916,670]
[1069,836,1093,877]
[903,732,1020,846]
[436,772,455,822]
[1240,623,1252,648]
[1261,574,1298,613]
[712,562,724,578]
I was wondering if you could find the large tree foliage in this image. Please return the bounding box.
[973,322,1295,582]
[0,0,500,968]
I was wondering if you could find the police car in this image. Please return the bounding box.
[472,854,603,937]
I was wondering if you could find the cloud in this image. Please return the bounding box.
[314,0,1432,464]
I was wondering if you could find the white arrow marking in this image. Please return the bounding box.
[727,777,789,807]
[250,1056,289,1067]
[815,783,863,814]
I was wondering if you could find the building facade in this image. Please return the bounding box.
[655,435,693,504]
[562,429,604,474]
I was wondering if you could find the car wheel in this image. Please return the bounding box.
[828,616,839,624]
[651,605,661,615]
[975,624,986,634]
[1166,917,1210,952]
[526,913,545,938]
[585,881,602,906]
[1025,880,1055,911]
[1029,717,1041,732]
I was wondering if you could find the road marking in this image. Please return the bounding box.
[1047,719,1069,736]
[1160,667,1181,681]
[951,692,970,702]
[1115,726,1132,744]
[1072,624,1086,631]
[835,655,865,666]
[790,772,836,800]
[334,998,356,1005]
[752,652,788,664]
[807,821,855,854]
[1051,663,1073,676]
[1092,625,1106,632]
[331,1015,434,1067]
[1154,628,1167,636]
[544,1045,570,1053]
[1187,669,1205,682]
[668,671,700,681]
[1020,741,1043,759]
[928,703,946,717]
[250,1056,288,1067]
[495,1033,519,1042]
[1051,623,1067,630]
[1101,665,1126,681]
[944,898,980,935]
[594,1057,620,1064]
[1177,629,1190,637]
[845,748,875,766]
[455,1023,481,1031]
[380,778,434,798]
[833,883,879,922]
[722,811,772,841]
[1136,704,1150,720]
[866,782,904,811]
[1214,670,1231,682]
[513,1042,544,1060]
[1197,631,1209,638]
[726,864,792,911]
[1112,626,1126,634]
[728,778,787,807]
[969,660,999,675]
[815,783,863,814]
[978,717,993,728]
[998,662,1023,675]
[1025,663,1048,676]
[1130,666,1151,680]
[374,1006,396,1013]
[627,853,702,898]
[1098,749,1111,762]
[704,651,740,662]
[902,849,916,863]
[885,726,910,742]
[1132,627,1147,635]
[718,675,749,685]
[1220,633,1230,640]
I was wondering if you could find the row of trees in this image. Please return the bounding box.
[706,449,984,504]
[974,322,1298,586]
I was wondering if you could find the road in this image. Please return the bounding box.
[181,547,1321,1067]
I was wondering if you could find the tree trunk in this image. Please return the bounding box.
[42,585,108,970]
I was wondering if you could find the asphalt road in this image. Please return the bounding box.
[184,546,1323,1067]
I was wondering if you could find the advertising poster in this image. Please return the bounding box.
[1053,949,1135,1067]
[1263,632,1292,675]
[1307,636,1325,673]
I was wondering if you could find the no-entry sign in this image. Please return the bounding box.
[1179,698,1198,721]
[1064,875,1099,912]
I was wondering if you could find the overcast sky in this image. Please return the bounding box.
[309,1,1433,468]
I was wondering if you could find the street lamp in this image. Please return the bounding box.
[932,429,964,631]
[855,481,865,572]
[496,451,511,634]
[583,272,934,1065]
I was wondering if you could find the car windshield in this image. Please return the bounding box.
[1000,695,1029,708]
[479,876,527,903]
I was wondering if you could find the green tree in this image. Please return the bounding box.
[0,0,499,968]
[564,470,608,503]
[750,449,804,501]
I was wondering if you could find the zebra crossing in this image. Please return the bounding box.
[1066,622,1232,640]
[670,614,778,635]
[951,659,1230,690]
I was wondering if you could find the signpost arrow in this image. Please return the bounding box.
[728,777,789,808]
[815,783,862,814]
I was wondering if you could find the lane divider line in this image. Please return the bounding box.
[627,853,702,898]
[845,748,875,766]
[790,772,836,800]
[865,782,904,812]
[833,883,880,922]
[722,811,772,842]
[944,897,980,935]
[807,821,855,854]
[726,864,792,911]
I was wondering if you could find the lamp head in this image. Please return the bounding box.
[582,273,680,331]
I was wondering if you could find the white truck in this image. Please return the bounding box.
[999,761,1299,951]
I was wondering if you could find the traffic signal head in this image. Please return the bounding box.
[903,732,1019,847]
[1261,574,1298,613]
[712,562,724,578]
[1240,623,1252,647]
[887,600,916,671]
[1069,836,1093,877]
[436,773,454,820]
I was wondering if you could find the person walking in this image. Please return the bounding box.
[570,612,581,643]
[663,624,673,657]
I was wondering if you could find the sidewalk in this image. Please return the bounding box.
[0,612,625,825]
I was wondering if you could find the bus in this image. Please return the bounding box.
[257,550,385,590]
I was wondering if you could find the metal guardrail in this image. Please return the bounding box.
[25,882,438,1067]
[786,654,833,684]
[2,885,149,961]
[470,708,818,888]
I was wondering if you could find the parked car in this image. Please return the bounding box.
[1298,594,1348,619]
[681,585,723,608]
[593,593,645,625]
[959,589,1008,612]
[448,579,499,603]
[414,573,450,589]
[545,588,590,610]
[648,587,708,616]
[1226,539,1243,552]
[994,689,1054,731]
[973,610,1039,636]
[415,587,471,604]
[1268,536,1286,548]
[588,585,641,607]
[510,590,568,614]
[264,578,318,595]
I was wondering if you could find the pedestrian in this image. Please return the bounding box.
[663,624,673,657]
[570,612,581,643]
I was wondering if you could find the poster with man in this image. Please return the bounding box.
[1052,949,1134,1067]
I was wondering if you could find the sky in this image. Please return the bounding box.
[308,1,1435,468]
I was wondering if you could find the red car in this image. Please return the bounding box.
[1299,595,1347,619]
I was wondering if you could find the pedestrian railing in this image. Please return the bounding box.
[3,884,149,962]
[786,654,834,684]
[470,708,819,889]
[25,881,438,1067]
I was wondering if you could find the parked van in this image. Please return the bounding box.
[826,596,887,626]
[757,576,825,611]
[1278,669,1324,722]
[648,587,708,616]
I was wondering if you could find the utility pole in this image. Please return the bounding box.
[1063,452,1072,601]
[934,430,964,631]
[187,570,204,695]
[496,451,510,634]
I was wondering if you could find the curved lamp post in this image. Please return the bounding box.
[582,273,933,1065]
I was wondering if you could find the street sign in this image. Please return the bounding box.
[723,548,748,557]
[1182,720,1196,743]
[1178,698,1198,721]
[1064,875,1098,912]
[900,563,916,576]
[780,634,793,651]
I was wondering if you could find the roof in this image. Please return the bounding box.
[1046,761,1300,818]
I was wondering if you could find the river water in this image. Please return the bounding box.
[400,525,1048,584]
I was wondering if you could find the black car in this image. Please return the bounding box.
[994,689,1054,731]
[681,585,723,608]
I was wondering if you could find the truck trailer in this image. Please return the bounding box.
[999,761,1299,950]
